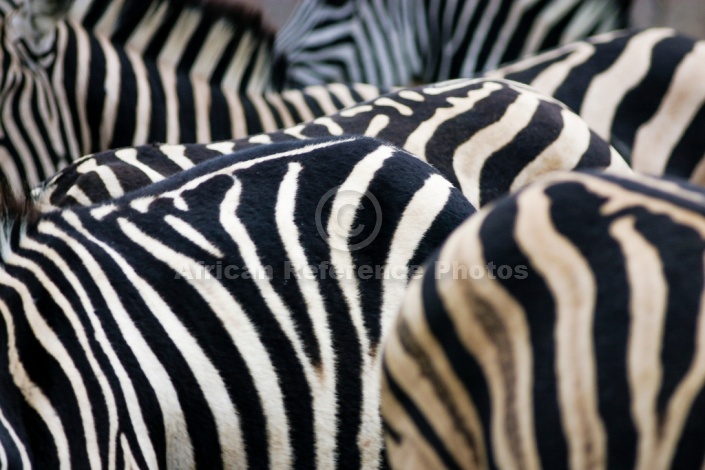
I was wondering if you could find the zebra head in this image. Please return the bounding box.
[0,0,74,191]
[10,0,72,49]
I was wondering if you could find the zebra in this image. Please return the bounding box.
[0,135,474,468]
[273,0,630,89]
[381,169,705,469]
[485,27,705,185]
[0,0,382,191]
[35,78,632,211]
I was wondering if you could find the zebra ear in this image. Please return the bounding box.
[11,0,73,49]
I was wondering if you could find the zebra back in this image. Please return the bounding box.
[486,27,705,184]
[0,135,474,468]
[36,78,631,211]
[382,169,705,469]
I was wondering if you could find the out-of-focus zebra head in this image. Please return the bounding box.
[0,0,74,192]
[9,0,71,48]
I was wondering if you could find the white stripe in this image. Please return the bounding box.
[380,174,454,340]
[520,0,581,59]
[160,145,196,170]
[405,81,501,162]
[274,163,337,468]
[581,28,675,140]
[510,108,593,194]
[455,89,541,207]
[0,292,70,468]
[249,94,278,132]
[0,276,94,469]
[114,148,166,183]
[632,40,705,176]
[327,144,395,469]
[0,404,31,469]
[11,246,119,469]
[126,49,153,146]
[205,142,236,155]
[97,33,121,151]
[48,218,194,469]
[65,210,245,469]
[282,88,316,123]
[163,215,224,258]
[529,42,596,96]
[165,139,358,210]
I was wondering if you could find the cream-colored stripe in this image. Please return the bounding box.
[581,28,675,140]
[515,187,605,470]
[529,42,595,97]
[405,81,502,162]
[632,40,705,176]
[510,108,592,195]
[455,88,540,207]
[275,163,337,468]
[609,217,668,469]
[46,219,194,469]
[387,271,488,468]
[438,211,539,470]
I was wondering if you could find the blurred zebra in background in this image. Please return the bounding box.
[0,0,381,191]
[274,0,630,88]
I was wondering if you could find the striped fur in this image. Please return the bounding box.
[36,78,631,211]
[274,0,628,88]
[382,169,705,469]
[0,135,474,468]
[0,0,381,190]
[486,27,705,184]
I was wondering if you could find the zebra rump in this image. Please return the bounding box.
[37,78,631,211]
[0,136,474,468]
[382,169,705,469]
[487,27,705,184]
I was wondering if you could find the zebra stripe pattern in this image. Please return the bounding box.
[36,78,631,211]
[382,170,705,469]
[274,0,628,88]
[0,135,474,468]
[486,27,705,184]
[0,0,382,190]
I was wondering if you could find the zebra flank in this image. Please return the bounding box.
[274,0,628,88]
[0,136,475,468]
[487,28,705,184]
[382,170,705,469]
[36,78,631,211]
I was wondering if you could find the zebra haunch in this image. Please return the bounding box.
[382,169,705,469]
[0,136,474,469]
